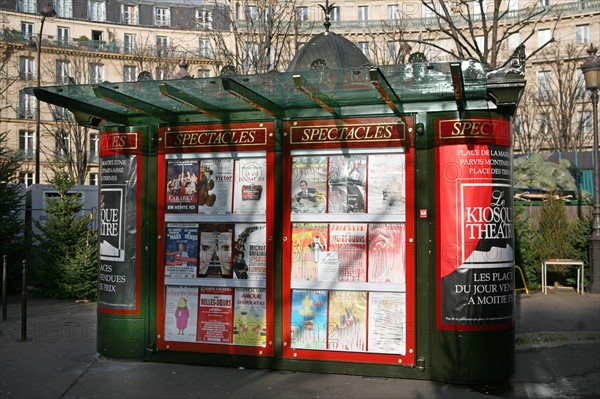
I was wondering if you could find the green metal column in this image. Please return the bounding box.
[427,112,515,384]
[97,125,158,359]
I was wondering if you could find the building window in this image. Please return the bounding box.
[156,36,170,56]
[575,25,589,44]
[358,41,369,57]
[89,1,106,22]
[388,4,400,20]
[199,39,211,58]
[89,173,99,186]
[537,29,551,47]
[155,7,171,27]
[246,5,258,20]
[21,22,34,39]
[89,63,104,84]
[508,33,520,50]
[508,0,519,11]
[540,0,550,6]
[122,4,139,25]
[196,9,213,29]
[19,172,34,187]
[19,56,34,81]
[197,69,211,78]
[576,69,586,98]
[577,111,592,135]
[124,33,135,54]
[19,130,34,160]
[387,41,398,60]
[537,113,551,136]
[18,91,35,119]
[123,65,137,82]
[296,6,309,22]
[538,70,552,98]
[423,2,437,18]
[473,0,488,17]
[330,6,340,22]
[358,6,369,21]
[475,35,485,50]
[155,67,169,80]
[54,131,70,161]
[57,26,70,44]
[17,0,36,13]
[90,132,99,163]
[52,106,69,121]
[56,60,70,84]
[55,0,73,18]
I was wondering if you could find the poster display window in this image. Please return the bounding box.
[156,122,274,356]
[282,117,415,366]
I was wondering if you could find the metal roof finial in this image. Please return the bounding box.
[318,0,335,32]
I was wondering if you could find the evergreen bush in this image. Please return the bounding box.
[0,131,27,293]
[33,172,97,300]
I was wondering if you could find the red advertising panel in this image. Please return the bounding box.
[282,117,415,366]
[435,116,514,331]
[98,128,144,314]
[156,122,275,357]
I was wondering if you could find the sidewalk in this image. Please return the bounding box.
[1,289,599,399]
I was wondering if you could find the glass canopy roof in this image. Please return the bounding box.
[31,60,521,127]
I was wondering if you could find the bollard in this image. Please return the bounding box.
[2,255,7,321]
[21,259,27,341]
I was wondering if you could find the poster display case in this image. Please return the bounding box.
[156,122,275,356]
[282,117,415,365]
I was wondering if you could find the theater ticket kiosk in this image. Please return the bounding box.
[33,48,525,384]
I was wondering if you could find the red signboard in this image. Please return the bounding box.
[435,117,512,146]
[159,122,272,153]
[286,117,408,149]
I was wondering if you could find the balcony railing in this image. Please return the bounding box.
[2,0,598,57]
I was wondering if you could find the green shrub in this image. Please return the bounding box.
[515,198,591,290]
[0,131,27,293]
[33,172,97,300]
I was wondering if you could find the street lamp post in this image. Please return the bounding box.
[580,44,600,294]
[32,3,56,184]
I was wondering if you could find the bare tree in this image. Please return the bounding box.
[41,109,93,185]
[126,34,185,79]
[415,0,553,68]
[35,49,107,185]
[517,43,591,152]
[198,0,306,75]
[513,86,548,153]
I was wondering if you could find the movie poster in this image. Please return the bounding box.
[327,291,367,352]
[291,156,328,214]
[290,290,328,350]
[368,223,405,286]
[165,160,199,213]
[291,223,329,282]
[367,292,406,354]
[164,286,199,342]
[329,223,367,282]
[328,155,367,213]
[233,158,267,214]
[198,158,234,214]
[197,287,234,344]
[233,224,267,280]
[164,223,198,278]
[233,288,267,346]
[367,154,405,215]
[198,224,234,278]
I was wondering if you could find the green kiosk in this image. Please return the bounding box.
[33,25,526,384]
